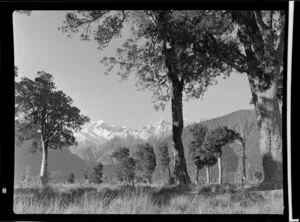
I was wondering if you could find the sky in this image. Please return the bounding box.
[13,11,253,130]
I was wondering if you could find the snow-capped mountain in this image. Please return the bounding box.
[70,118,206,163]
[74,118,204,144]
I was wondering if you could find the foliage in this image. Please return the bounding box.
[111,147,130,163]
[89,163,103,184]
[15,71,90,151]
[189,124,210,169]
[67,173,75,184]
[119,157,136,185]
[134,143,156,183]
[110,147,136,184]
[60,10,236,187]
[156,140,171,172]
[83,168,88,180]
[202,126,241,158]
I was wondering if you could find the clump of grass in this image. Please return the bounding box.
[230,190,265,208]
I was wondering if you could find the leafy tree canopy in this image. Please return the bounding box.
[188,123,217,170]
[134,143,156,180]
[89,163,103,184]
[15,71,90,152]
[156,139,171,171]
[111,147,130,162]
[203,126,240,157]
[119,157,136,184]
[60,10,233,110]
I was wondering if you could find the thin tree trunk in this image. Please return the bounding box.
[239,139,247,183]
[162,170,165,185]
[40,140,48,186]
[206,166,210,184]
[242,143,247,182]
[248,161,251,181]
[168,167,171,179]
[248,72,282,189]
[217,156,222,184]
[196,168,199,184]
[170,81,191,187]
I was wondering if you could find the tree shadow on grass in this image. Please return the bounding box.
[196,183,238,197]
[149,185,193,207]
[246,182,283,192]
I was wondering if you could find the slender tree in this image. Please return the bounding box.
[156,140,171,184]
[111,147,130,163]
[60,10,232,186]
[203,126,240,184]
[89,163,103,184]
[83,168,88,181]
[121,157,136,186]
[234,119,255,183]
[15,71,90,186]
[67,172,75,184]
[110,147,136,185]
[134,143,156,184]
[188,123,209,183]
[204,154,217,184]
[110,147,130,182]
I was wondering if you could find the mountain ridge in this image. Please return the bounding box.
[15,109,261,183]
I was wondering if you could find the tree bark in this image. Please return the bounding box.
[170,80,191,187]
[40,139,48,186]
[232,10,283,190]
[224,10,283,189]
[162,16,191,186]
[247,71,282,189]
[217,156,222,184]
[206,166,210,184]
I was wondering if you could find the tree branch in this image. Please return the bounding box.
[208,34,247,73]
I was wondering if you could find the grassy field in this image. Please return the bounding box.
[13,181,283,214]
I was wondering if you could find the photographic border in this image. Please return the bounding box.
[0,0,296,221]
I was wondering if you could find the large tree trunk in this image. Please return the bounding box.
[232,10,284,190]
[206,166,210,184]
[170,81,191,187]
[217,156,222,184]
[40,140,48,186]
[248,72,282,189]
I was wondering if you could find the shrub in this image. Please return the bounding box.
[89,163,103,184]
[67,173,75,184]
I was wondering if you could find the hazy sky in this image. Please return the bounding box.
[13,11,253,129]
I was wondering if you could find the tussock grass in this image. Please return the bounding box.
[14,183,283,214]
